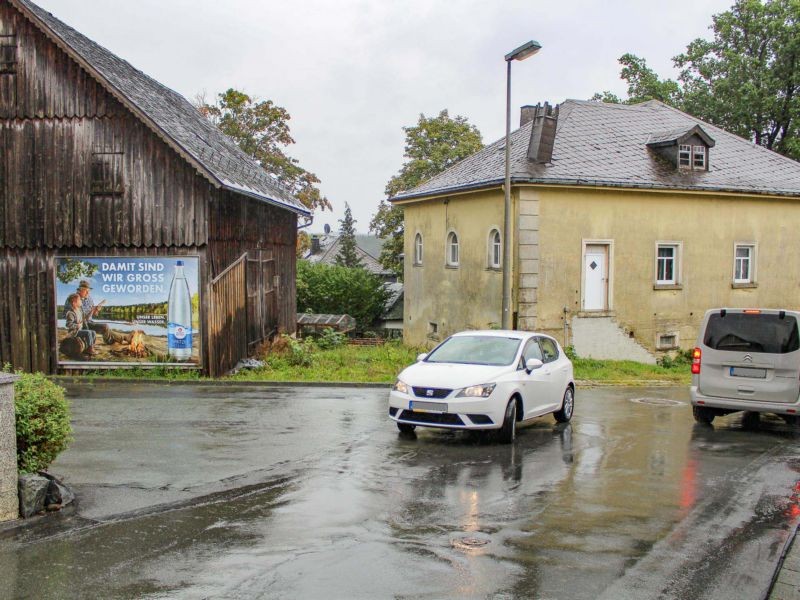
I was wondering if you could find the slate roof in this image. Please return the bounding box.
[305,234,394,278]
[11,0,309,216]
[392,99,800,201]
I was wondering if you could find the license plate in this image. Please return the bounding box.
[409,400,447,413]
[730,366,766,379]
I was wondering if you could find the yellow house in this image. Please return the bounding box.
[391,100,800,361]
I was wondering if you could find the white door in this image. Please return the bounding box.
[584,245,607,310]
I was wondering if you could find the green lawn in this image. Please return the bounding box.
[71,341,691,385]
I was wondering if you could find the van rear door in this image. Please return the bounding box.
[698,311,800,404]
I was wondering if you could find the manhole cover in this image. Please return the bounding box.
[452,536,490,550]
[630,397,685,407]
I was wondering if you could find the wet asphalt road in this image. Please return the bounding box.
[2,383,800,599]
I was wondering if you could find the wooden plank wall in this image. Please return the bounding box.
[208,253,247,377]
[208,190,298,335]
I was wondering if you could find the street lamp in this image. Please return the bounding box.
[502,40,541,330]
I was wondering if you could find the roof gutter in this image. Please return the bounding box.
[391,176,800,203]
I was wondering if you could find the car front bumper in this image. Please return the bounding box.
[388,390,506,430]
[690,385,800,415]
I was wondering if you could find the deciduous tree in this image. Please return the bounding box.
[196,88,332,211]
[370,110,483,277]
[591,0,800,160]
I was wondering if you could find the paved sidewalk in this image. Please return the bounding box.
[772,530,800,600]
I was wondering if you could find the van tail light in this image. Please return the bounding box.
[691,347,702,375]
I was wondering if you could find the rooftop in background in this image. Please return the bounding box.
[392,99,800,202]
[10,0,309,215]
[305,233,395,279]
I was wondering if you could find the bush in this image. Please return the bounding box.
[658,347,694,369]
[296,260,390,329]
[317,328,346,350]
[564,345,578,361]
[13,372,72,474]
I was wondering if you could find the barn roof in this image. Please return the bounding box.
[10,0,310,216]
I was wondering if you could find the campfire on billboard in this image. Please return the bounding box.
[110,330,150,358]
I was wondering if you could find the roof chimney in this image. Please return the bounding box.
[520,105,538,127]
[310,235,321,254]
[526,102,558,164]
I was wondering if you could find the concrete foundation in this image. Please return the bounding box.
[0,373,19,521]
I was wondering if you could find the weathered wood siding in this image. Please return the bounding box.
[208,190,298,335]
[0,246,208,373]
[208,253,247,377]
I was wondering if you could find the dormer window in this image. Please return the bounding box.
[693,146,706,169]
[647,125,714,172]
[679,145,691,167]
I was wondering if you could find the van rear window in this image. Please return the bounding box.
[704,313,800,354]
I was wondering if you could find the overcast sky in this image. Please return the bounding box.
[35,0,733,233]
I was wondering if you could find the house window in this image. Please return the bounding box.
[414,233,423,265]
[657,333,679,350]
[693,146,706,169]
[734,243,756,284]
[90,152,125,196]
[655,242,681,286]
[0,35,16,75]
[679,145,691,167]
[446,231,459,267]
[488,229,501,269]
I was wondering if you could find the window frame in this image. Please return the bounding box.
[488,228,501,269]
[678,144,691,167]
[413,232,423,266]
[446,230,459,267]
[733,242,757,285]
[654,241,682,288]
[0,35,17,75]
[693,145,706,169]
[90,151,125,196]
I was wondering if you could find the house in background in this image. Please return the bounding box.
[0,0,309,375]
[304,231,403,335]
[391,99,800,361]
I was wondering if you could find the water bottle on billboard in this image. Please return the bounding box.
[168,260,192,360]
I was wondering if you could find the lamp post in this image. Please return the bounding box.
[502,40,541,330]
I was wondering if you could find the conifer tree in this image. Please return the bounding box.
[335,203,363,268]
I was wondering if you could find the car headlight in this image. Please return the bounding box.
[456,383,496,398]
[393,380,409,394]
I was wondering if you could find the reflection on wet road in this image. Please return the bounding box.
[1,384,799,599]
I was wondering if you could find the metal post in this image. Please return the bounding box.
[501,59,513,330]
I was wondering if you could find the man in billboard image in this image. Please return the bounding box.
[64,293,97,357]
[71,280,128,345]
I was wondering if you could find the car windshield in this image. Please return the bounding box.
[425,335,522,366]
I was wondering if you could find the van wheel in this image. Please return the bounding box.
[693,406,715,425]
[397,423,416,434]
[497,399,517,444]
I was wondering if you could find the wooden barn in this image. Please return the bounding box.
[0,0,311,376]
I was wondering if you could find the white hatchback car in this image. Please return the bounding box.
[389,330,575,443]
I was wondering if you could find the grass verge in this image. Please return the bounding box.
[64,342,692,386]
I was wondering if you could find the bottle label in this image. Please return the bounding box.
[168,322,192,349]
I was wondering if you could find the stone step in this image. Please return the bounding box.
[571,316,656,364]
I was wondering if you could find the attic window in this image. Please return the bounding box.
[0,35,16,75]
[90,152,125,196]
[679,145,691,167]
[693,146,706,169]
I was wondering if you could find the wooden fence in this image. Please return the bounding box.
[208,253,247,377]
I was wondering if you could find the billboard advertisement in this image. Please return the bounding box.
[55,256,200,366]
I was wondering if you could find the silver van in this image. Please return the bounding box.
[690,308,800,424]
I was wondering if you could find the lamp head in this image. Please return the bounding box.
[505,40,542,62]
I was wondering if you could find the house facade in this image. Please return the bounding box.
[0,0,309,375]
[392,100,800,360]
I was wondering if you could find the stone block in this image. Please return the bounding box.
[18,474,48,518]
[519,288,537,304]
[519,259,539,275]
[518,245,539,260]
[517,316,537,331]
[518,199,539,216]
[519,274,539,289]
[0,374,18,522]
[519,215,539,231]
[518,230,539,245]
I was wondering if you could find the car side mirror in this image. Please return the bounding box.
[526,358,543,373]
[417,353,428,362]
